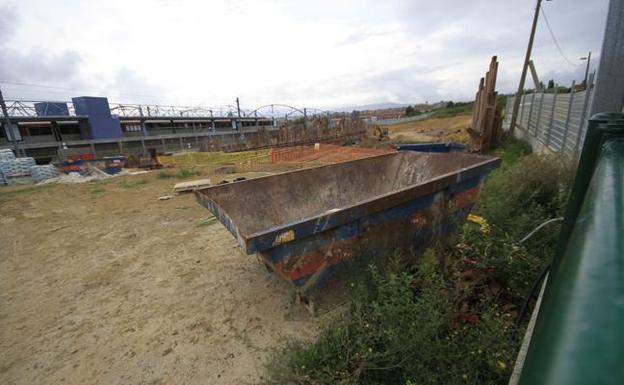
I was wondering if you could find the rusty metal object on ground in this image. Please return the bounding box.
[195,151,499,310]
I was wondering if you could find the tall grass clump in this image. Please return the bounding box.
[157,168,201,179]
[266,254,519,385]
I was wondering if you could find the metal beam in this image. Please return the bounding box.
[528,60,542,91]
[590,0,624,115]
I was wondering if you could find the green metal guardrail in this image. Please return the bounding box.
[517,112,624,385]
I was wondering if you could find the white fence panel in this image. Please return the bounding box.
[504,80,594,157]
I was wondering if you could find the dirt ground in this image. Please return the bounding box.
[387,114,472,144]
[0,166,329,385]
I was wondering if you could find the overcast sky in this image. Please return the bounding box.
[0,0,610,110]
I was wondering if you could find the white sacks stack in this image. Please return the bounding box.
[0,150,15,186]
[0,157,36,177]
[30,164,60,182]
[0,149,16,162]
[0,149,60,184]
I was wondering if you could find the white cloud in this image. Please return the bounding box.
[0,0,610,109]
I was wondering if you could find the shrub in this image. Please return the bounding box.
[493,135,532,165]
[265,254,520,385]
[455,152,573,303]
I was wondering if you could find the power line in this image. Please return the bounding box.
[0,80,162,100]
[0,80,236,107]
[540,4,578,67]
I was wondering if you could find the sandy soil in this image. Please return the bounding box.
[388,114,472,144]
[270,144,394,164]
[0,169,327,385]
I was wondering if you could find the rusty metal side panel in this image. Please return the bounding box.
[195,191,249,252]
[246,159,498,254]
[259,175,484,293]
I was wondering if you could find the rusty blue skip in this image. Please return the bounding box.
[195,151,499,306]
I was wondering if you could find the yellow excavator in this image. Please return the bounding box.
[368,124,389,141]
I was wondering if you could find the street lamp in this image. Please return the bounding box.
[580,51,591,89]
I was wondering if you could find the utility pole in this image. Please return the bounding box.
[235,97,241,131]
[509,0,543,134]
[580,51,591,89]
[0,85,20,155]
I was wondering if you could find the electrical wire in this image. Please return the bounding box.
[516,217,564,245]
[516,263,550,326]
[540,5,578,68]
[0,79,236,107]
[0,80,156,100]
[513,216,564,325]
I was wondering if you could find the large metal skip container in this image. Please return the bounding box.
[195,151,499,307]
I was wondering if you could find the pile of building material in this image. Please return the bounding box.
[0,149,62,185]
[30,165,61,182]
[469,55,502,152]
[39,171,107,184]
[0,150,10,185]
[0,149,15,162]
[0,150,36,179]
[173,179,212,193]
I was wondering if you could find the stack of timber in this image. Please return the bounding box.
[469,56,502,152]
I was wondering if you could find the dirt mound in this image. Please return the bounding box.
[388,114,472,144]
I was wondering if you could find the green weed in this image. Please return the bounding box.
[431,102,473,118]
[176,169,201,179]
[265,256,519,385]
[491,134,533,166]
[0,184,53,199]
[197,217,218,227]
[90,187,106,195]
[156,170,176,179]
[157,169,201,180]
[119,179,148,189]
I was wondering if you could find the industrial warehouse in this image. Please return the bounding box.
[0,96,276,161]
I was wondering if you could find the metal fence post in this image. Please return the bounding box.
[561,81,576,155]
[527,92,536,134]
[518,94,526,129]
[535,91,546,138]
[573,73,595,158]
[545,85,558,149]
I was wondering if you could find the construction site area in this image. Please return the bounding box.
[2,0,622,383]
[0,109,478,384]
